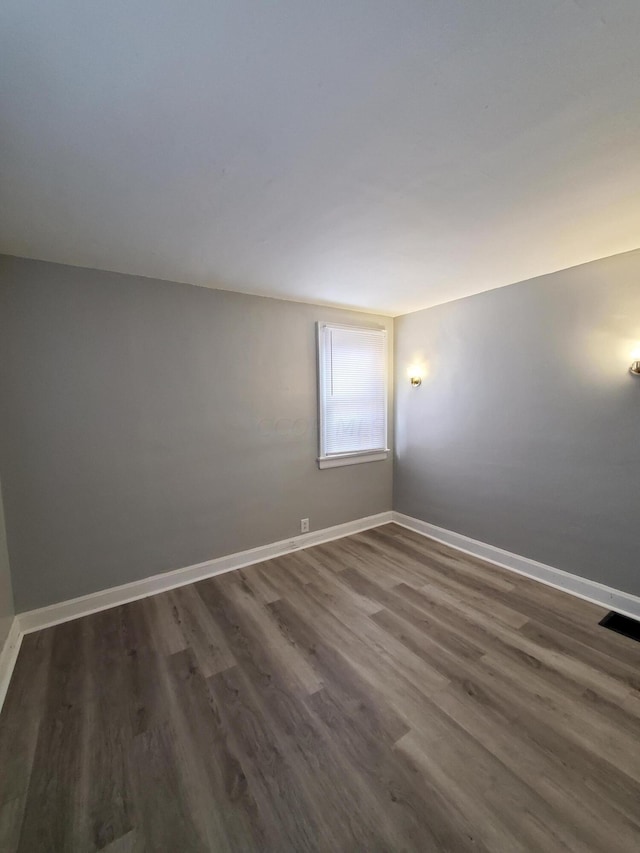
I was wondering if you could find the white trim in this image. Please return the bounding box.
[318,450,390,469]
[17,512,393,635]
[392,512,640,621]
[317,321,389,462]
[0,617,23,714]
[8,507,637,714]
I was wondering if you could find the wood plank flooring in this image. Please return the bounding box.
[1,523,640,852]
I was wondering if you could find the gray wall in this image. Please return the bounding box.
[0,256,393,611]
[395,249,640,597]
[0,477,15,648]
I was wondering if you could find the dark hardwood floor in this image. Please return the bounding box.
[1,523,640,852]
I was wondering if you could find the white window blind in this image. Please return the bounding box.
[317,323,388,467]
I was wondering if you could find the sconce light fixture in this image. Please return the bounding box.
[631,361,640,376]
[631,345,640,376]
[407,360,426,388]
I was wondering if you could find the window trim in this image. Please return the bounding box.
[316,321,390,469]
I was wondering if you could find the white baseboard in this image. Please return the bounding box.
[18,511,393,636]
[6,507,637,715]
[392,512,640,621]
[0,617,23,714]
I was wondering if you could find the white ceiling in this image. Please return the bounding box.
[1,1,639,316]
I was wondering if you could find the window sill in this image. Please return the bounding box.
[317,450,390,469]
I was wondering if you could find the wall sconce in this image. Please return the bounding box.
[631,361,640,376]
[407,360,426,387]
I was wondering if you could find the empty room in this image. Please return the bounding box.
[1,1,639,851]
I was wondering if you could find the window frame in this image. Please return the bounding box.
[316,321,390,469]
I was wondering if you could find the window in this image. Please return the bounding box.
[317,322,389,469]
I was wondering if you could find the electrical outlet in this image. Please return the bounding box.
[300,517,310,533]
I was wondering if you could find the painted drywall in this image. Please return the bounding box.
[395,249,640,597]
[0,477,15,649]
[0,256,393,611]
[3,2,640,314]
